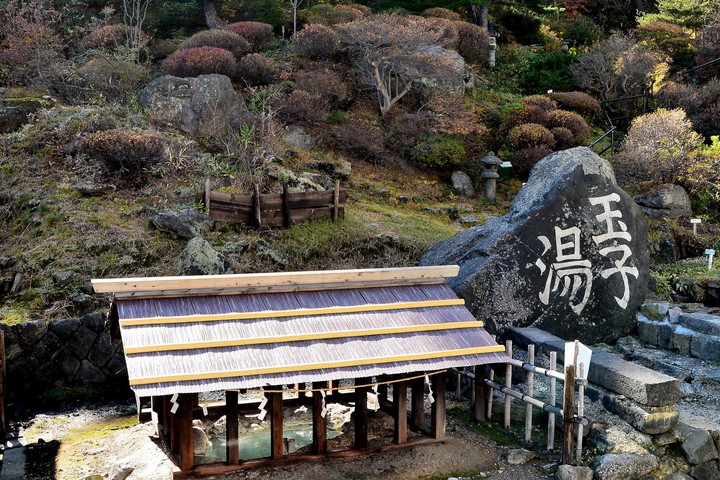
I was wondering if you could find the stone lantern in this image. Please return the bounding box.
[480,151,502,200]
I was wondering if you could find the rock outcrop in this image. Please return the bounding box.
[421,147,651,343]
[139,74,248,138]
[634,184,692,219]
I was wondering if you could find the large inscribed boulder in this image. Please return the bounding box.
[139,74,247,138]
[421,147,651,343]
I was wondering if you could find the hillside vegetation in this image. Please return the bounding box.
[0,0,719,324]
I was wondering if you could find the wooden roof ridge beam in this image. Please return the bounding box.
[128,345,508,386]
[123,320,485,354]
[118,298,466,326]
[91,265,460,295]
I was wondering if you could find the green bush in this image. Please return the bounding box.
[636,21,695,71]
[411,134,465,169]
[161,46,236,78]
[300,4,367,26]
[178,29,250,58]
[520,51,575,94]
[559,16,603,46]
[422,7,461,21]
[79,129,166,176]
[75,57,147,103]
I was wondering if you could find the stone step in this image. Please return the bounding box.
[511,327,681,408]
[678,312,720,336]
[0,446,26,480]
[637,314,720,362]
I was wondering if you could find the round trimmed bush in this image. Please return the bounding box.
[547,110,592,140]
[411,134,466,169]
[238,54,276,86]
[161,46,236,78]
[551,127,575,150]
[422,7,462,21]
[179,29,250,58]
[76,57,147,102]
[225,21,273,51]
[294,70,348,106]
[79,129,166,175]
[512,146,553,178]
[454,21,491,64]
[521,95,558,112]
[507,123,556,150]
[549,92,601,115]
[79,25,124,51]
[292,24,339,59]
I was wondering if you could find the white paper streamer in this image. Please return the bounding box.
[258,392,268,421]
[425,375,434,405]
[320,390,328,418]
[170,393,179,414]
[201,403,208,416]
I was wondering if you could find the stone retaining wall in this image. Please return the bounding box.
[0,312,127,400]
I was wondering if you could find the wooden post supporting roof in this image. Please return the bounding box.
[270,390,284,460]
[226,390,240,465]
[394,380,408,444]
[312,382,327,455]
[354,377,369,449]
[177,394,194,471]
[431,374,446,440]
[411,376,425,429]
[474,366,487,423]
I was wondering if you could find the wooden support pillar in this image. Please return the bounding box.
[312,382,327,455]
[377,375,389,403]
[151,396,164,436]
[226,390,239,465]
[354,377,369,449]
[411,376,425,429]
[562,365,576,465]
[176,393,195,472]
[164,396,174,450]
[474,365,486,423]
[431,373,446,440]
[394,380,408,444]
[270,390,284,460]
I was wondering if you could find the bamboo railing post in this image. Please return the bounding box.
[504,340,513,429]
[576,363,585,461]
[332,180,340,221]
[562,364,576,465]
[253,183,262,228]
[548,351,557,451]
[487,368,494,420]
[525,344,535,443]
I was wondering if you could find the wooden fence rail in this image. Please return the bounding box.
[196,180,346,229]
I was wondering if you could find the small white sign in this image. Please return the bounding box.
[565,341,592,380]
[706,249,716,271]
[501,161,513,168]
[691,219,702,224]
[691,219,702,235]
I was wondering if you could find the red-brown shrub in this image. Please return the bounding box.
[507,123,556,150]
[335,121,385,160]
[521,95,558,112]
[454,21,491,64]
[161,47,236,78]
[226,21,273,51]
[79,24,124,51]
[179,29,250,58]
[422,8,462,21]
[292,24,340,59]
[546,110,592,139]
[549,91,601,115]
[695,22,720,82]
[151,38,179,58]
[502,105,550,131]
[294,70,348,106]
[79,129,166,176]
[273,90,328,125]
[238,54,276,86]
[551,127,575,150]
[656,79,720,139]
[512,146,553,178]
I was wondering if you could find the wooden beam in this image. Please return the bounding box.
[91,265,460,294]
[312,382,327,455]
[354,377,369,449]
[394,380,408,444]
[431,373,446,440]
[129,346,504,386]
[411,376,425,429]
[124,320,481,352]
[270,390,284,460]
[226,390,239,465]
[177,394,195,471]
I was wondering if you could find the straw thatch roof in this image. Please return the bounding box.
[93,266,507,397]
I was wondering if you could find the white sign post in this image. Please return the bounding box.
[564,340,592,379]
[706,249,716,271]
[691,218,702,236]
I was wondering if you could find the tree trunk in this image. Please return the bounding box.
[634,0,644,13]
[479,3,489,30]
[203,1,226,29]
[467,5,478,25]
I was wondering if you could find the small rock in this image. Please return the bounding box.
[451,171,475,197]
[459,215,478,225]
[592,453,659,480]
[681,429,719,465]
[108,459,134,480]
[222,241,250,254]
[149,208,214,240]
[556,464,593,480]
[175,237,229,275]
[52,270,76,286]
[507,448,534,465]
[282,125,315,149]
[397,196,412,203]
[423,207,444,214]
[74,183,116,196]
[193,426,209,455]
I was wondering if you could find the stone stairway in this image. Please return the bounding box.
[637,302,720,361]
